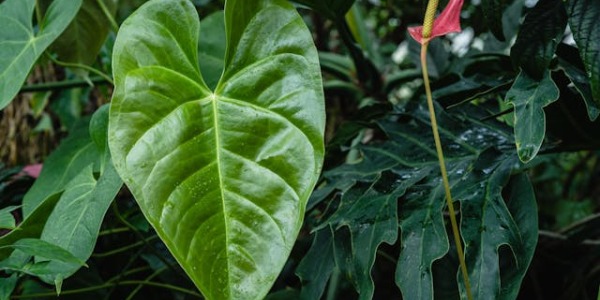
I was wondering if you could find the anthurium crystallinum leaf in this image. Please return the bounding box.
[108,0,325,299]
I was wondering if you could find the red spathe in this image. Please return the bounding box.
[408,0,464,44]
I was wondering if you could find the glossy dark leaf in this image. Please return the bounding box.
[109,0,324,298]
[326,172,406,300]
[511,0,567,80]
[302,103,536,299]
[453,151,537,299]
[498,174,538,299]
[0,0,82,109]
[505,71,560,162]
[567,0,600,105]
[296,228,336,300]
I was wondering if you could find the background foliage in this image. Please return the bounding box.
[0,0,599,299]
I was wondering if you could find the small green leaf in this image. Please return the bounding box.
[109,0,324,299]
[511,0,567,79]
[37,159,122,284]
[89,104,111,154]
[481,0,508,41]
[0,206,19,230]
[22,118,101,217]
[505,71,560,162]
[567,0,600,105]
[0,239,86,266]
[0,0,83,109]
[0,193,62,261]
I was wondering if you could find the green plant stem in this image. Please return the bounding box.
[126,267,167,300]
[421,43,473,300]
[91,236,158,258]
[103,242,148,300]
[34,0,44,30]
[106,266,152,283]
[46,54,114,85]
[95,0,119,33]
[19,77,111,93]
[10,280,201,299]
[111,202,185,280]
[98,226,130,236]
[326,267,340,300]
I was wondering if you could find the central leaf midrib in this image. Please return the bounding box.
[210,95,232,296]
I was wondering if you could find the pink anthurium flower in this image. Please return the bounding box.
[22,164,42,178]
[408,0,464,44]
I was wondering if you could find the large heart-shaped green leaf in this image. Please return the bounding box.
[0,0,82,109]
[108,0,324,299]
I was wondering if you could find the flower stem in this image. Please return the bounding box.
[420,43,473,300]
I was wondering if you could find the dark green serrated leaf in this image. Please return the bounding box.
[109,0,324,299]
[454,151,537,299]
[511,0,567,80]
[498,173,538,299]
[505,71,560,162]
[481,0,508,41]
[303,103,536,300]
[567,0,600,105]
[326,172,405,300]
[0,0,82,109]
[296,228,336,300]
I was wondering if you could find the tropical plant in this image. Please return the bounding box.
[0,0,598,299]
